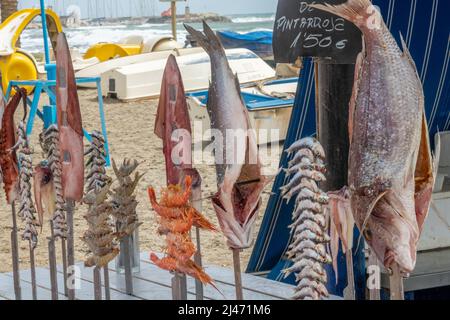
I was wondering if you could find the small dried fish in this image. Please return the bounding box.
[281,138,330,300]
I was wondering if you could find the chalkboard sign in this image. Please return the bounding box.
[273,0,362,64]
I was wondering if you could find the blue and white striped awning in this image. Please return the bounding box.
[247,0,450,297]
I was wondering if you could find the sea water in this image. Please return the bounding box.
[20,13,275,54]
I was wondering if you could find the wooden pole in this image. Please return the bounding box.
[48,220,58,300]
[66,199,75,300]
[61,238,68,296]
[194,227,204,300]
[171,1,177,40]
[232,248,244,300]
[368,248,381,300]
[93,266,102,300]
[389,264,404,300]
[179,273,188,300]
[190,172,204,300]
[10,203,22,300]
[343,250,355,300]
[29,243,37,300]
[123,235,134,295]
[171,273,180,300]
[103,265,111,300]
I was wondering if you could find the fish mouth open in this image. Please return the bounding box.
[361,192,418,274]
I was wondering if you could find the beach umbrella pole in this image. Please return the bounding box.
[10,203,22,300]
[48,220,58,300]
[66,199,76,300]
[232,248,244,300]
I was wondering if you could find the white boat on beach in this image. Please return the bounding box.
[101,48,277,100]
[75,47,204,88]
[187,77,298,145]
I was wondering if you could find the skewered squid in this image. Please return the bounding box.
[282,137,331,300]
[82,131,118,267]
[148,175,217,287]
[0,88,26,204]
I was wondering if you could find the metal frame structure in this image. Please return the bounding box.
[5,78,111,165]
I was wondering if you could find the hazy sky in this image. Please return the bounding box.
[19,0,279,16]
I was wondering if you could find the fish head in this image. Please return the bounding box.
[353,187,419,274]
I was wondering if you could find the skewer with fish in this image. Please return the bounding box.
[82,131,117,300]
[0,87,26,300]
[311,0,437,300]
[14,114,40,300]
[109,158,144,295]
[55,31,85,300]
[184,21,269,300]
[282,138,331,300]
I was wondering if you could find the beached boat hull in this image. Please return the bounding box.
[102,48,276,100]
[75,47,203,88]
[187,78,297,145]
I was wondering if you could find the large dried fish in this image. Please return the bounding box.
[184,21,268,249]
[56,32,84,201]
[312,0,435,274]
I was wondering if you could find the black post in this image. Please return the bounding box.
[316,62,365,299]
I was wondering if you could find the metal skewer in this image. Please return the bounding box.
[61,238,68,296]
[66,199,75,300]
[10,203,22,300]
[232,248,244,300]
[123,235,134,295]
[389,263,404,300]
[48,220,58,300]
[29,241,37,300]
[343,249,355,300]
[368,248,381,300]
[103,265,111,300]
[191,178,204,300]
[93,266,102,300]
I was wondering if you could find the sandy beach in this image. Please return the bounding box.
[0,89,276,273]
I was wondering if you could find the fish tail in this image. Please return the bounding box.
[310,0,378,29]
[184,20,225,57]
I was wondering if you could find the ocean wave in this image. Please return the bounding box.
[18,16,275,53]
[231,15,275,23]
[20,28,189,53]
